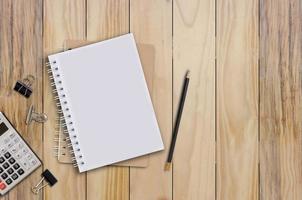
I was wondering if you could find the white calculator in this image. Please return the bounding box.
[0,112,41,195]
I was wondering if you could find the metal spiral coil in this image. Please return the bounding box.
[47,59,83,167]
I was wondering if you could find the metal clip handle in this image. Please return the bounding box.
[31,177,48,194]
[23,75,35,87]
[31,169,57,194]
[26,105,48,124]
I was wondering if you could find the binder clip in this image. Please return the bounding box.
[13,75,35,98]
[26,105,48,124]
[31,169,57,194]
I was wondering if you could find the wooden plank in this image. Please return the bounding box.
[173,0,215,199]
[260,0,302,199]
[216,0,259,199]
[86,0,130,199]
[43,0,86,200]
[0,0,43,199]
[129,1,172,199]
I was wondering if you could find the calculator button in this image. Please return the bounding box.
[22,148,28,154]
[17,169,24,175]
[7,142,14,148]
[8,158,15,164]
[0,148,7,154]
[0,157,4,164]
[16,153,22,159]
[10,147,17,154]
[5,178,12,185]
[0,167,3,173]
[0,182,6,190]
[13,163,20,170]
[9,133,15,138]
[26,154,32,160]
[13,137,20,143]
[4,152,11,159]
[1,173,8,179]
[11,173,18,180]
[21,161,30,170]
[18,143,24,148]
[7,168,13,175]
[2,163,9,169]
[30,159,37,166]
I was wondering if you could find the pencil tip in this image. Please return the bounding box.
[164,163,172,171]
[186,70,190,78]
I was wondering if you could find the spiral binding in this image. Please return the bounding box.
[47,60,85,168]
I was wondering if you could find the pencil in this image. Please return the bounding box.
[165,71,190,171]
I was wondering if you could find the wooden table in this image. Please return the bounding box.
[0,0,301,199]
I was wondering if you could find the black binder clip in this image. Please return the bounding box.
[13,75,35,98]
[31,169,57,194]
[26,105,48,124]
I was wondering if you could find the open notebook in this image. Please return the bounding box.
[48,33,164,172]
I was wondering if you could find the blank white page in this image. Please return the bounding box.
[48,34,164,172]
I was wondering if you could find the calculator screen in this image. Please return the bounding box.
[0,122,8,136]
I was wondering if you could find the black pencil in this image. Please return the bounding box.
[165,71,190,171]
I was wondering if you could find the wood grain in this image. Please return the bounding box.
[86,0,130,199]
[0,0,43,199]
[173,0,215,199]
[260,0,302,199]
[1,0,301,199]
[43,0,86,200]
[129,0,173,199]
[216,0,259,199]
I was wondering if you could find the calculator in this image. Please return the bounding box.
[0,112,41,195]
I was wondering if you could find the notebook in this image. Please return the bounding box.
[54,39,155,167]
[48,33,164,172]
